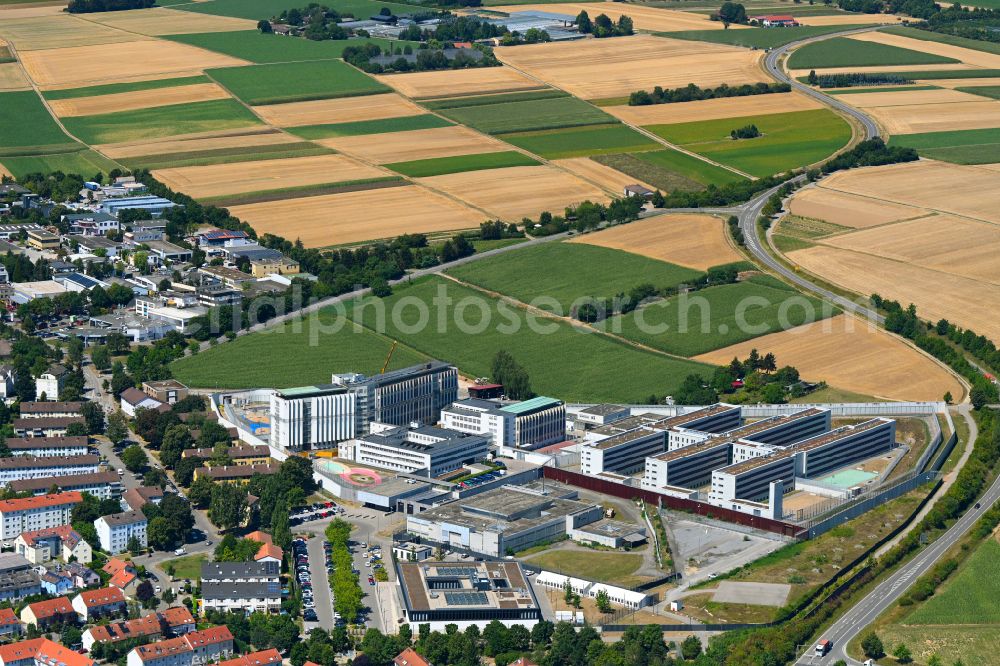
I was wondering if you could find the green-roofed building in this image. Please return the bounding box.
[440,396,566,451]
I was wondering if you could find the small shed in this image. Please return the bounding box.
[624,184,654,199]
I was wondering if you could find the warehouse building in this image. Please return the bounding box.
[339,425,489,477]
[440,396,565,449]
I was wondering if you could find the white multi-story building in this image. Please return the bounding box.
[5,437,89,458]
[33,364,68,402]
[0,492,82,541]
[0,455,100,484]
[269,385,356,451]
[440,396,565,449]
[95,511,148,554]
[340,425,489,477]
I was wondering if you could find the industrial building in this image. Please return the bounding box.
[439,396,565,449]
[339,425,489,477]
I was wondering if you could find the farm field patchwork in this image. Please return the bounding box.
[288,115,452,139]
[41,75,212,100]
[794,13,904,25]
[76,7,255,35]
[569,213,742,270]
[152,154,390,201]
[831,87,984,108]
[0,149,120,180]
[646,109,851,177]
[317,125,505,163]
[853,29,1000,69]
[207,60,388,105]
[434,95,616,134]
[0,90,77,152]
[167,30,411,63]
[374,66,543,99]
[771,214,853,253]
[889,127,1000,164]
[226,185,485,247]
[250,93,423,127]
[0,64,29,91]
[417,165,610,220]
[695,314,965,402]
[553,157,656,194]
[786,36,959,69]
[660,24,868,49]
[420,89,567,110]
[0,14,146,50]
[18,40,247,90]
[348,276,714,403]
[611,149,747,189]
[61,99,262,145]
[787,186,927,229]
[500,124,660,159]
[497,3,743,32]
[178,0,416,21]
[116,141,335,171]
[920,76,1000,88]
[48,82,232,118]
[605,92,822,126]
[960,86,1000,99]
[384,151,538,177]
[446,242,704,312]
[863,99,1000,134]
[497,35,768,100]
[96,127,299,159]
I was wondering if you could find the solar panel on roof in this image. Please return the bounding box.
[432,567,478,577]
[444,591,488,606]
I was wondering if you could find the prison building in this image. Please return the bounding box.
[794,418,896,478]
[580,428,666,476]
[657,404,742,449]
[710,451,797,504]
[643,435,734,490]
[720,408,831,448]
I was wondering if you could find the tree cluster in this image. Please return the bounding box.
[204,610,300,654]
[811,72,914,88]
[343,41,499,75]
[525,196,646,237]
[713,1,748,24]
[730,124,760,140]
[491,350,534,401]
[629,81,790,106]
[67,0,154,12]
[575,10,634,37]
[325,519,363,623]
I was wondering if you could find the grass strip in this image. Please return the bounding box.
[420,89,567,110]
[198,176,405,207]
[286,114,452,139]
[120,142,336,170]
[384,151,538,177]
[42,76,211,100]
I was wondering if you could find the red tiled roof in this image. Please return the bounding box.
[0,608,19,627]
[753,14,796,19]
[87,614,161,644]
[0,639,94,666]
[0,491,82,513]
[218,649,281,666]
[254,543,282,562]
[18,524,78,546]
[133,636,189,662]
[110,568,137,589]
[244,530,272,545]
[103,557,134,576]
[160,606,195,629]
[394,648,431,666]
[185,625,233,647]
[25,597,74,620]
[78,586,126,607]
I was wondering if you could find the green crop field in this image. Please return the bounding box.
[119,141,335,170]
[207,60,388,105]
[421,89,567,110]
[906,539,1000,625]
[0,91,78,153]
[646,109,851,177]
[385,151,538,177]
[287,114,452,138]
[799,68,1000,83]
[593,153,702,192]
[501,124,660,159]
[787,36,959,69]
[436,96,616,134]
[958,85,1000,99]
[631,148,747,186]
[178,0,415,20]
[0,149,121,180]
[170,311,429,388]
[446,242,704,312]
[889,127,1000,164]
[606,276,831,357]
[346,276,713,402]
[660,25,865,49]
[60,99,261,145]
[167,31,414,64]
[883,25,1000,56]
[42,76,212,101]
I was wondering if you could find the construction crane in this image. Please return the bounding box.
[381,340,398,374]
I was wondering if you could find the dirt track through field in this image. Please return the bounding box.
[49,82,233,117]
[251,93,424,127]
[553,157,655,195]
[605,92,822,126]
[695,314,964,401]
[492,2,741,31]
[152,154,389,200]
[497,35,768,100]
[227,185,485,247]
[375,67,543,99]
[788,187,926,229]
[417,165,609,220]
[568,213,740,270]
[318,126,506,163]
[97,128,297,159]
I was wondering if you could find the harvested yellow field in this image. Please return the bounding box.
[695,314,964,402]
[921,77,1000,88]
[568,213,740,270]
[0,161,12,179]
[251,94,423,127]
[375,67,542,99]
[228,186,485,247]
[495,3,742,31]
[0,15,145,50]
[49,82,232,117]
[0,4,65,19]
[796,13,905,25]
[419,165,609,220]
[74,7,255,35]
[864,100,1000,134]
[97,128,298,159]
[818,214,1000,286]
[0,63,30,91]
[788,187,925,229]
[835,88,986,108]
[553,157,654,195]
[152,154,388,200]
[850,31,1000,69]
[497,35,767,100]
[20,40,247,89]
[787,63,974,78]
[787,245,1000,342]
[819,160,1000,224]
[606,92,821,125]
[318,125,506,163]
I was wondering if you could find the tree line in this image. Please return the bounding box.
[67,0,154,13]
[808,71,914,88]
[575,10,634,38]
[629,82,791,107]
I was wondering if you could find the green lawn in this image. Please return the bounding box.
[631,148,748,186]
[889,127,1000,165]
[178,0,415,20]
[385,151,538,177]
[907,539,1000,624]
[446,242,704,313]
[0,91,78,153]
[787,36,959,69]
[345,276,713,402]
[42,76,212,101]
[606,276,832,357]
[287,114,452,138]
[646,109,851,177]
[119,141,336,170]
[207,60,388,105]
[958,85,1000,100]
[501,124,660,159]
[60,99,261,145]
[160,554,209,580]
[436,96,616,134]
[660,25,867,49]
[524,549,645,587]
[170,312,429,388]
[0,149,121,180]
[167,31,415,64]
[421,89,566,110]
[883,25,1000,56]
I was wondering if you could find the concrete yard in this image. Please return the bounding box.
[711,581,790,607]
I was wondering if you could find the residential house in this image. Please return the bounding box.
[95,511,148,554]
[20,597,76,630]
[15,525,92,565]
[182,446,270,467]
[64,562,100,589]
[33,365,67,402]
[19,402,83,419]
[142,380,189,405]
[121,486,164,512]
[193,463,280,485]
[0,493,82,541]
[72,587,127,622]
[394,648,432,666]
[199,561,281,615]
[0,608,22,639]
[5,436,89,458]
[218,650,282,666]
[120,387,167,417]
[12,416,86,437]
[9,471,122,500]
[0,638,94,666]
[0,456,99,484]
[193,230,252,249]
[39,571,73,597]
[103,558,139,597]
[81,606,195,651]
[125,625,233,666]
